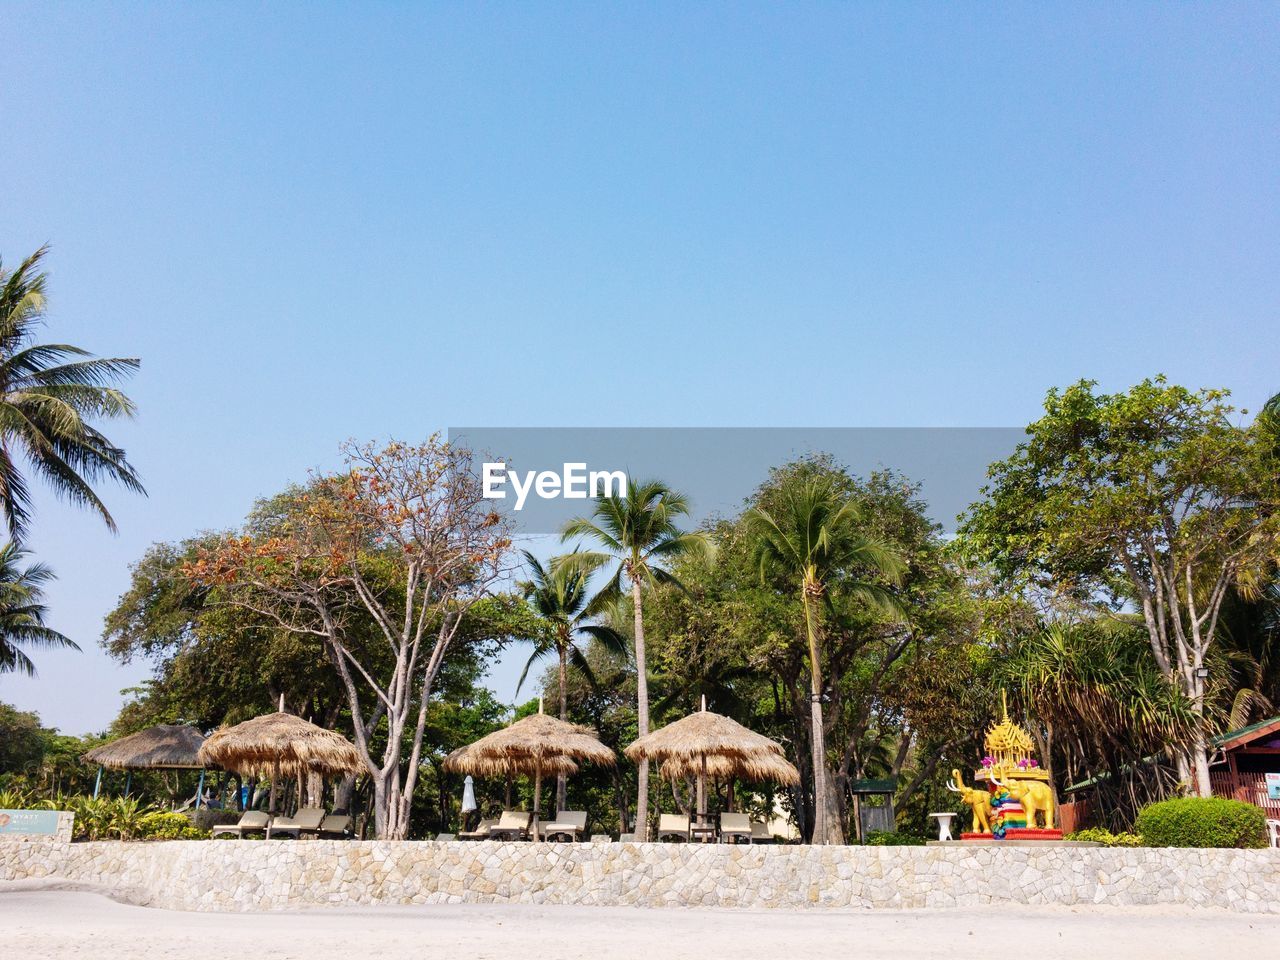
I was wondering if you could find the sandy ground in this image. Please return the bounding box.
[3,883,1279,960]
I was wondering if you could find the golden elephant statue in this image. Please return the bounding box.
[993,775,1055,829]
[946,768,992,834]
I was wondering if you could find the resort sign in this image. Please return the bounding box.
[0,809,62,836]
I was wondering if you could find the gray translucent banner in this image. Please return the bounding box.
[447,427,1024,536]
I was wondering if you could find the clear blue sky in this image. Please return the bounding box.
[1,4,1277,734]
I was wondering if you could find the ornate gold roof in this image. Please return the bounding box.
[984,692,1034,764]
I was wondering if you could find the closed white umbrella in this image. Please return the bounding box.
[461,775,477,814]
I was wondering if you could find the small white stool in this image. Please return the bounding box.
[929,812,957,842]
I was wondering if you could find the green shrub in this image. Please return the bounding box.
[138,811,209,841]
[1134,797,1267,849]
[1064,827,1142,847]
[864,830,927,846]
[0,787,36,810]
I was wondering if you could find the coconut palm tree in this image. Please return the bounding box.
[516,549,628,810]
[0,542,77,675]
[0,245,144,540]
[747,477,904,844]
[561,479,710,839]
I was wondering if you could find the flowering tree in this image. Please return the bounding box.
[187,438,512,838]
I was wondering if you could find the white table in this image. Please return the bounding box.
[929,812,957,842]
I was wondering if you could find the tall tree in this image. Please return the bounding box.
[959,378,1280,795]
[0,542,77,675]
[516,549,627,810]
[0,245,143,539]
[188,438,515,838]
[747,476,904,844]
[561,479,709,839]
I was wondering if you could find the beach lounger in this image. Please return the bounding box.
[317,814,352,839]
[267,806,326,839]
[435,833,457,841]
[457,817,497,840]
[719,812,752,844]
[749,820,775,844]
[210,810,272,839]
[657,813,691,842]
[488,810,533,840]
[542,810,588,841]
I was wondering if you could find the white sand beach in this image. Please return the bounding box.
[2,884,1278,960]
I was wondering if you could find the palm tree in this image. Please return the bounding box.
[0,245,144,540]
[561,479,710,839]
[0,542,78,675]
[747,477,904,844]
[516,549,628,810]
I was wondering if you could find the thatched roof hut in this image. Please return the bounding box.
[628,705,796,824]
[197,711,365,778]
[445,713,615,771]
[659,750,800,786]
[625,709,790,766]
[443,742,580,778]
[83,724,208,770]
[443,709,614,839]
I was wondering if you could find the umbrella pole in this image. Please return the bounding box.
[698,753,707,841]
[532,762,542,842]
[269,762,279,814]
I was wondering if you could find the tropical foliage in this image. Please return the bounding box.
[0,245,143,540]
[0,543,77,675]
[560,479,710,839]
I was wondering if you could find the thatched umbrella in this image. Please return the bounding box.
[627,701,796,830]
[443,703,614,839]
[659,750,800,787]
[83,724,211,805]
[198,707,365,812]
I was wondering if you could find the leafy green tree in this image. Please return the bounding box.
[0,542,77,675]
[0,701,45,774]
[960,378,1280,795]
[516,550,627,810]
[0,245,143,539]
[747,475,905,844]
[561,479,710,839]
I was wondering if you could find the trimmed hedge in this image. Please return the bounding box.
[864,830,927,846]
[1134,796,1267,849]
[1064,827,1143,847]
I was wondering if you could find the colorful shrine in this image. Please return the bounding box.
[951,696,1062,841]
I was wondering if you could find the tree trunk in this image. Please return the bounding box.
[556,644,568,813]
[632,576,651,840]
[802,575,843,844]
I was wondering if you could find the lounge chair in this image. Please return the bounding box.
[657,813,691,842]
[210,810,272,839]
[542,810,588,842]
[1268,819,1280,849]
[458,817,497,840]
[317,814,352,839]
[719,812,752,844]
[749,820,775,844]
[488,810,533,840]
[267,806,326,839]
[435,833,457,841]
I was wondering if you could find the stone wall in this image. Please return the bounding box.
[2,838,1278,913]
